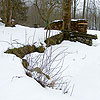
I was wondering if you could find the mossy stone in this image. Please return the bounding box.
[37,46,45,53]
[5,45,44,58]
[22,59,29,69]
[45,33,64,47]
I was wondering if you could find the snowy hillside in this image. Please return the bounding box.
[0,23,100,100]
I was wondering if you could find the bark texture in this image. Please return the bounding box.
[62,0,72,30]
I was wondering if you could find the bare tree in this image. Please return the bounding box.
[88,0,98,30]
[72,0,80,19]
[1,0,28,26]
[86,0,89,19]
[73,0,76,19]
[33,0,61,26]
[1,0,12,26]
[82,0,86,19]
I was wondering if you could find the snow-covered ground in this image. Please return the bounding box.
[0,23,100,100]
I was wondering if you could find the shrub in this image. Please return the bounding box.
[24,46,73,94]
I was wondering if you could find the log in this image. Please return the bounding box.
[45,19,88,33]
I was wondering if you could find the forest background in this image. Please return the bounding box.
[0,0,100,30]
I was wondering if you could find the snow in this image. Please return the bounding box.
[0,23,100,100]
[52,19,87,23]
[53,20,63,22]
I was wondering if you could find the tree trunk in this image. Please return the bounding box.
[73,0,76,19]
[2,0,7,25]
[62,0,72,31]
[82,0,86,19]
[2,0,12,26]
[86,0,89,19]
[8,0,12,26]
